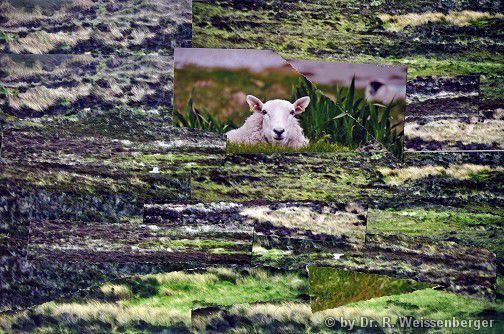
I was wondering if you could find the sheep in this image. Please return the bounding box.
[365,79,396,105]
[226,95,310,148]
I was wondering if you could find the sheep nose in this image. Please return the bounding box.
[273,128,285,135]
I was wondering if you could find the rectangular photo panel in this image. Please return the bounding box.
[142,203,255,267]
[1,107,225,172]
[247,202,368,246]
[405,75,504,151]
[395,151,504,207]
[0,54,173,119]
[24,201,254,268]
[308,266,433,312]
[0,0,192,54]
[367,203,504,278]
[251,202,368,269]
[173,48,405,157]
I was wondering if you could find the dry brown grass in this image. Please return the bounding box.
[38,301,189,326]
[221,301,388,329]
[1,0,95,26]
[0,300,190,331]
[144,271,220,286]
[100,283,132,300]
[249,268,270,281]
[1,55,96,80]
[130,28,155,46]
[8,29,92,54]
[8,84,92,111]
[0,57,44,78]
[66,0,95,10]
[207,267,241,281]
[379,11,504,31]
[242,205,365,241]
[0,2,45,25]
[379,164,502,185]
[93,80,126,104]
[94,29,128,49]
[405,119,504,146]
[131,84,155,102]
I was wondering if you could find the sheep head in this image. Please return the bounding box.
[246,95,310,145]
[365,79,395,105]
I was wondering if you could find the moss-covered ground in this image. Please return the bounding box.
[193,0,504,99]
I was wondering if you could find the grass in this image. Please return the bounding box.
[0,31,18,43]
[7,29,93,54]
[1,0,189,54]
[378,11,504,32]
[176,77,404,157]
[1,268,501,333]
[309,267,433,312]
[242,204,366,244]
[315,289,504,332]
[294,77,404,157]
[0,268,308,332]
[367,206,504,264]
[126,268,307,310]
[174,65,301,125]
[6,84,92,112]
[0,86,19,98]
[99,283,133,300]
[196,289,504,333]
[226,138,352,153]
[390,54,504,79]
[173,95,237,133]
[378,164,504,185]
[405,119,504,147]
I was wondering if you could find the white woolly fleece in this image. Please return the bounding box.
[226,112,309,148]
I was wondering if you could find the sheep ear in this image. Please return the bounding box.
[246,95,263,113]
[293,96,310,114]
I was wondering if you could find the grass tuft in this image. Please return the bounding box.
[99,283,132,300]
[379,164,503,185]
[379,11,504,32]
[173,95,237,133]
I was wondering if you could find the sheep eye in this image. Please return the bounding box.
[262,110,267,115]
[290,110,295,115]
